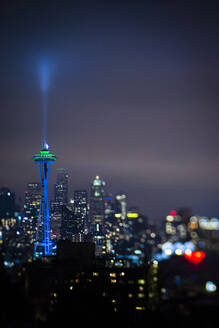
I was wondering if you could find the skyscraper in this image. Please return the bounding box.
[50,168,69,240]
[23,182,41,244]
[115,193,127,221]
[104,193,117,255]
[0,187,17,233]
[73,190,88,238]
[89,176,106,256]
[114,193,127,237]
[0,187,16,219]
[54,168,69,206]
[50,201,62,240]
[60,206,78,241]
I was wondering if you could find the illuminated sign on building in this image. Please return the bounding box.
[127,212,139,218]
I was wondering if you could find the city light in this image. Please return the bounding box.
[184,251,206,264]
[205,281,217,293]
[166,215,174,222]
[127,212,139,218]
[199,217,219,230]
[170,210,177,216]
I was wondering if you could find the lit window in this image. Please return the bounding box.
[138,279,146,285]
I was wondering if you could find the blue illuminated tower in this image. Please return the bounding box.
[33,145,57,257]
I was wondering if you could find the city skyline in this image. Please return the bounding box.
[1,1,219,220]
[1,3,219,327]
[6,168,219,223]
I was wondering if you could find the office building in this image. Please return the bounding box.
[51,168,69,240]
[0,187,16,219]
[60,206,81,241]
[23,182,41,244]
[54,168,69,206]
[89,176,106,256]
[73,190,88,238]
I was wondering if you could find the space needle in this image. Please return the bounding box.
[33,143,56,257]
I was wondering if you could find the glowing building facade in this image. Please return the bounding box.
[90,176,106,256]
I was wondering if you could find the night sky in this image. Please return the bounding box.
[1,1,219,221]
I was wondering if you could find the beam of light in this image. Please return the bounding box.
[38,59,52,148]
[39,60,51,93]
[42,91,48,147]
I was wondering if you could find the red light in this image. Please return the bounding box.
[184,251,206,264]
[170,210,177,216]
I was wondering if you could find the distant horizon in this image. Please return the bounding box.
[4,163,219,223]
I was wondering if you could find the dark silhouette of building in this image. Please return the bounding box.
[60,206,78,241]
[0,187,16,219]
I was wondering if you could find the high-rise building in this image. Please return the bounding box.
[0,187,16,219]
[89,176,106,256]
[23,182,41,244]
[0,188,17,246]
[60,206,80,241]
[50,168,69,240]
[54,168,69,206]
[114,193,127,238]
[115,193,127,221]
[50,201,62,240]
[104,193,117,255]
[73,190,88,238]
[165,210,187,241]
